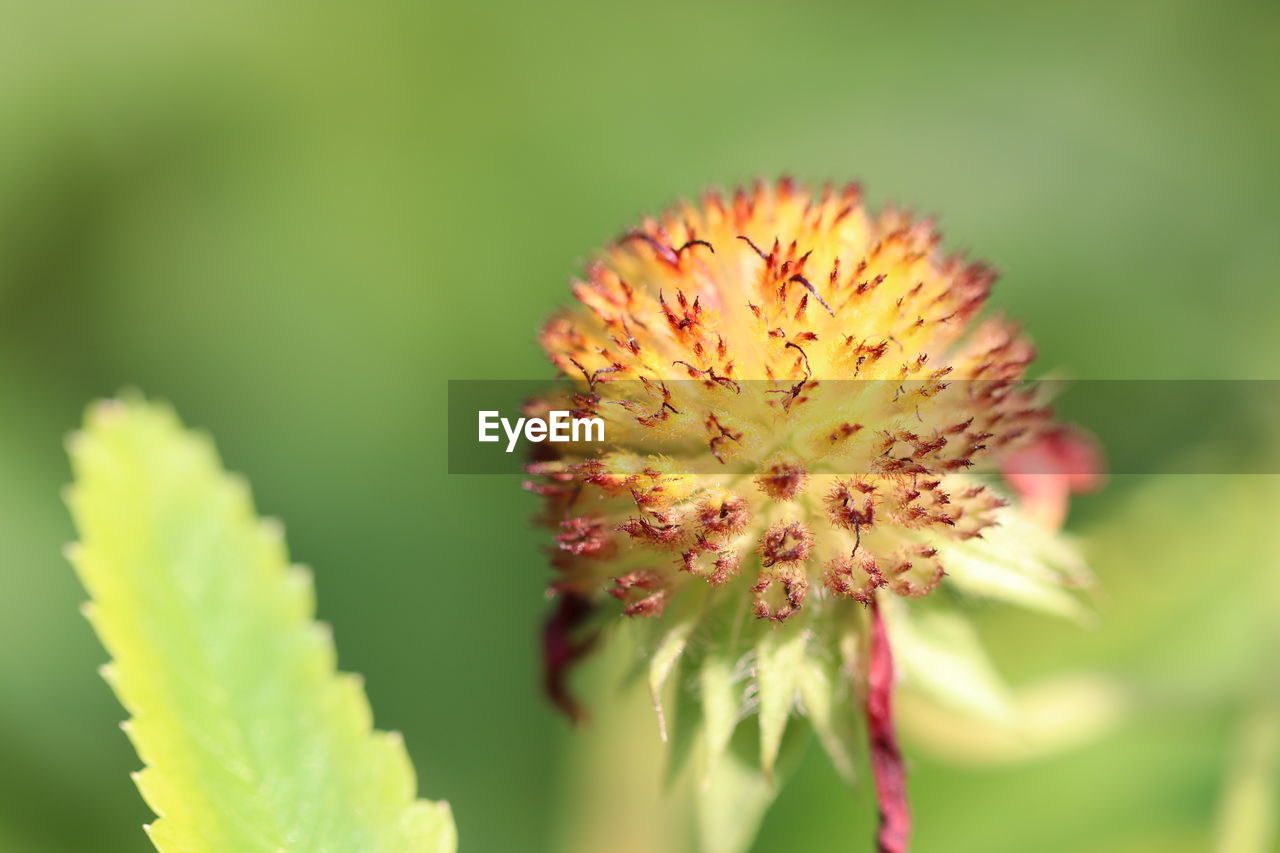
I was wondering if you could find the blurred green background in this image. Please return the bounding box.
[1,1,1277,851]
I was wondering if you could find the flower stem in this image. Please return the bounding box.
[867,596,910,853]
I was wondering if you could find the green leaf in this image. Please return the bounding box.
[65,398,456,853]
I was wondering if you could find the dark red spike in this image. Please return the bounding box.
[867,596,910,853]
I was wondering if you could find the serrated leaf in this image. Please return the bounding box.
[65,398,456,853]
[754,623,808,777]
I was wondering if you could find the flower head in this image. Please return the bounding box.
[527,180,1094,844]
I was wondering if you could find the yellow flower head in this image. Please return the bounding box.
[528,180,1094,817]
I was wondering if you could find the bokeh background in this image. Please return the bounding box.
[1,1,1277,851]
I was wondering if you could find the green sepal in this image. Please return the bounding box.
[754,620,809,778]
[884,598,1013,722]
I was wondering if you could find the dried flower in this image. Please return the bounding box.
[527,179,1096,851]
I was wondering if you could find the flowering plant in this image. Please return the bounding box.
[528,180,1100,851]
